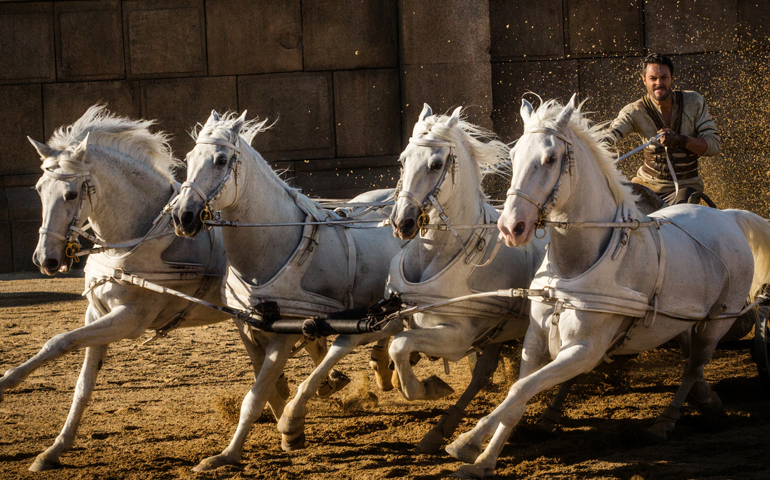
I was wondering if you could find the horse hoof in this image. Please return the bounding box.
[391,370,401,391]
[277,413,305,436]
[535,406,562,433]
[692,392,725,417]
[29,456,61,472]
[317,370,351,399]
[370,361,394,392]
[416,428,446,454]
[452,464,492,479]
[281,432,306,452]
[446,437,482,464]
[644,423,670,443]
[192,454,233,472]
[423,375,454,400]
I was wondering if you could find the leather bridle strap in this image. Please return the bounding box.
[181,135,242,224]
[38,167,94,263]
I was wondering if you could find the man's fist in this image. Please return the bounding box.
[658,128,688,149]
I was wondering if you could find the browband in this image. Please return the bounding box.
[196,136,241,154]
[42,167,89,181]
[409,137,454,148]
[523,127,572,145]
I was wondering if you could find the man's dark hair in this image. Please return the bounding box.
[641,53,674,76]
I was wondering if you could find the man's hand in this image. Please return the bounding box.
[657,128,688,149]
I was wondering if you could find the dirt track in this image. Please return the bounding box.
[1,272,769,479]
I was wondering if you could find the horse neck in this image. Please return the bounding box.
[414,149,485,278]
[88,145,174,243]
[547,144,620,278]
[218,149,306,283]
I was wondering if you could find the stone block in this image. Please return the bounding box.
[293,156,400,199]
[0,84,44,176]
[11,220,41,272]
[123,0,207,78]
[402,62,493,143]
[739,0,770,45]
[5,184,41,272]
[579,57,645,121]
[568,0,643,56]
[43,81,142,140]
[400,0,490,65]
[302,0,398,71]
[491,60,579,143]
[205,0,302,76]
[0,218,11,273]
[644,0,738,55]
[141,77,238,157]
[238,72,334,161]
[490,0,564,61]
[333,69,401,158]
[54,1,124,81]
[0,2,55,84]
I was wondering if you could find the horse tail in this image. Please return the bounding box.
[728,209,770,300]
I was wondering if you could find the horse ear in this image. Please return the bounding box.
[28,137,56,160]
[520,99,534,123]
[204,110,220,127]
[232,110,248,136]
[71,133,90,162]
[555,94,577,131]
[418,103,433,122]
[445,107,462,129]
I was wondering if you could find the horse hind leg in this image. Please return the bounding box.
[534,376,579,432]
[646,321,729,441]
[369,337,393,391]
[305,337,351,398]
[418,342,503,454]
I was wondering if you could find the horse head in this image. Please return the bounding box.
[173,110,249,237]
[30,134,94,275]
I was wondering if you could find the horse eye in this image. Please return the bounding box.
[430,161,443,171]
[545,155,557,166]
[64,191,78,201]
[214,155,228,166]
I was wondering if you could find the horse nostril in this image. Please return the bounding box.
[43,258,59,271]
[513,222,526,236]
[181,210,196,228]
[399,218,416,232]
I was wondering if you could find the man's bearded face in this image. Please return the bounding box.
[643,63,673,102]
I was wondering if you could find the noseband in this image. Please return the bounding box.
[506,127,575,236]
[181,135,242,228]
[393,136,457,233]
[39,167,96,267]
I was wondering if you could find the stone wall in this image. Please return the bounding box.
[1,0,768,272]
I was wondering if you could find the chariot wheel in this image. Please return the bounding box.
[753,305,770,389]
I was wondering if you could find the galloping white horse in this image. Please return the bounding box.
[445,95,770,478]
[171,111,404,470]
[278,105,552,453]
[0,107,283,471]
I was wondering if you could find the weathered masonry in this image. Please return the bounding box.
[0,0,768,272]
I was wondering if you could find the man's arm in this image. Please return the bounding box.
[603,104,637,142]
[659,128,708,155]
[659,94,720,156]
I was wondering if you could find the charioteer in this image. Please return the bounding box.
[605,53,721,206]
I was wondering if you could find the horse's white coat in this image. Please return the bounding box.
[448,96,770,478]
[172,111,404,468]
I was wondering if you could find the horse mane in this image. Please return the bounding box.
[525,98,638,208]
[414,110,511,200]
[44,105,179,183]
[194,112,329,220]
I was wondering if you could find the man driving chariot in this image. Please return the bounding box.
[605,53,721,206]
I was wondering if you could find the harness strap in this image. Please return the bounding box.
[342,227,357,309]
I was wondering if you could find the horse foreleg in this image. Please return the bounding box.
[370,337,393,391]
[304,336,350,398]
[0,303,155,399]
[647,320,730,441]
[390,326,471,401]
[278,321,401,451]
[30,342,108,471]
[534,376,579,432]
[193,332,296,472]
[418,342,503,454]
[448,341,600,479]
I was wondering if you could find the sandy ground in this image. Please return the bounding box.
[1,272,769,479]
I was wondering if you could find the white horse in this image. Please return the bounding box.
[277,105,553,453]
[171,111,404,470]
[445,95,770,478]
[0,107,257,471]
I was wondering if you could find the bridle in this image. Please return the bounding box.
[506,127,575,237]
[38,167,96,269]
[180,135,242,229]
[393,136,457,234]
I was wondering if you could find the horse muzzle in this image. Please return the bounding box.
[390,205,421,240]
[172,199,205,237]
[498,205,538,247]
